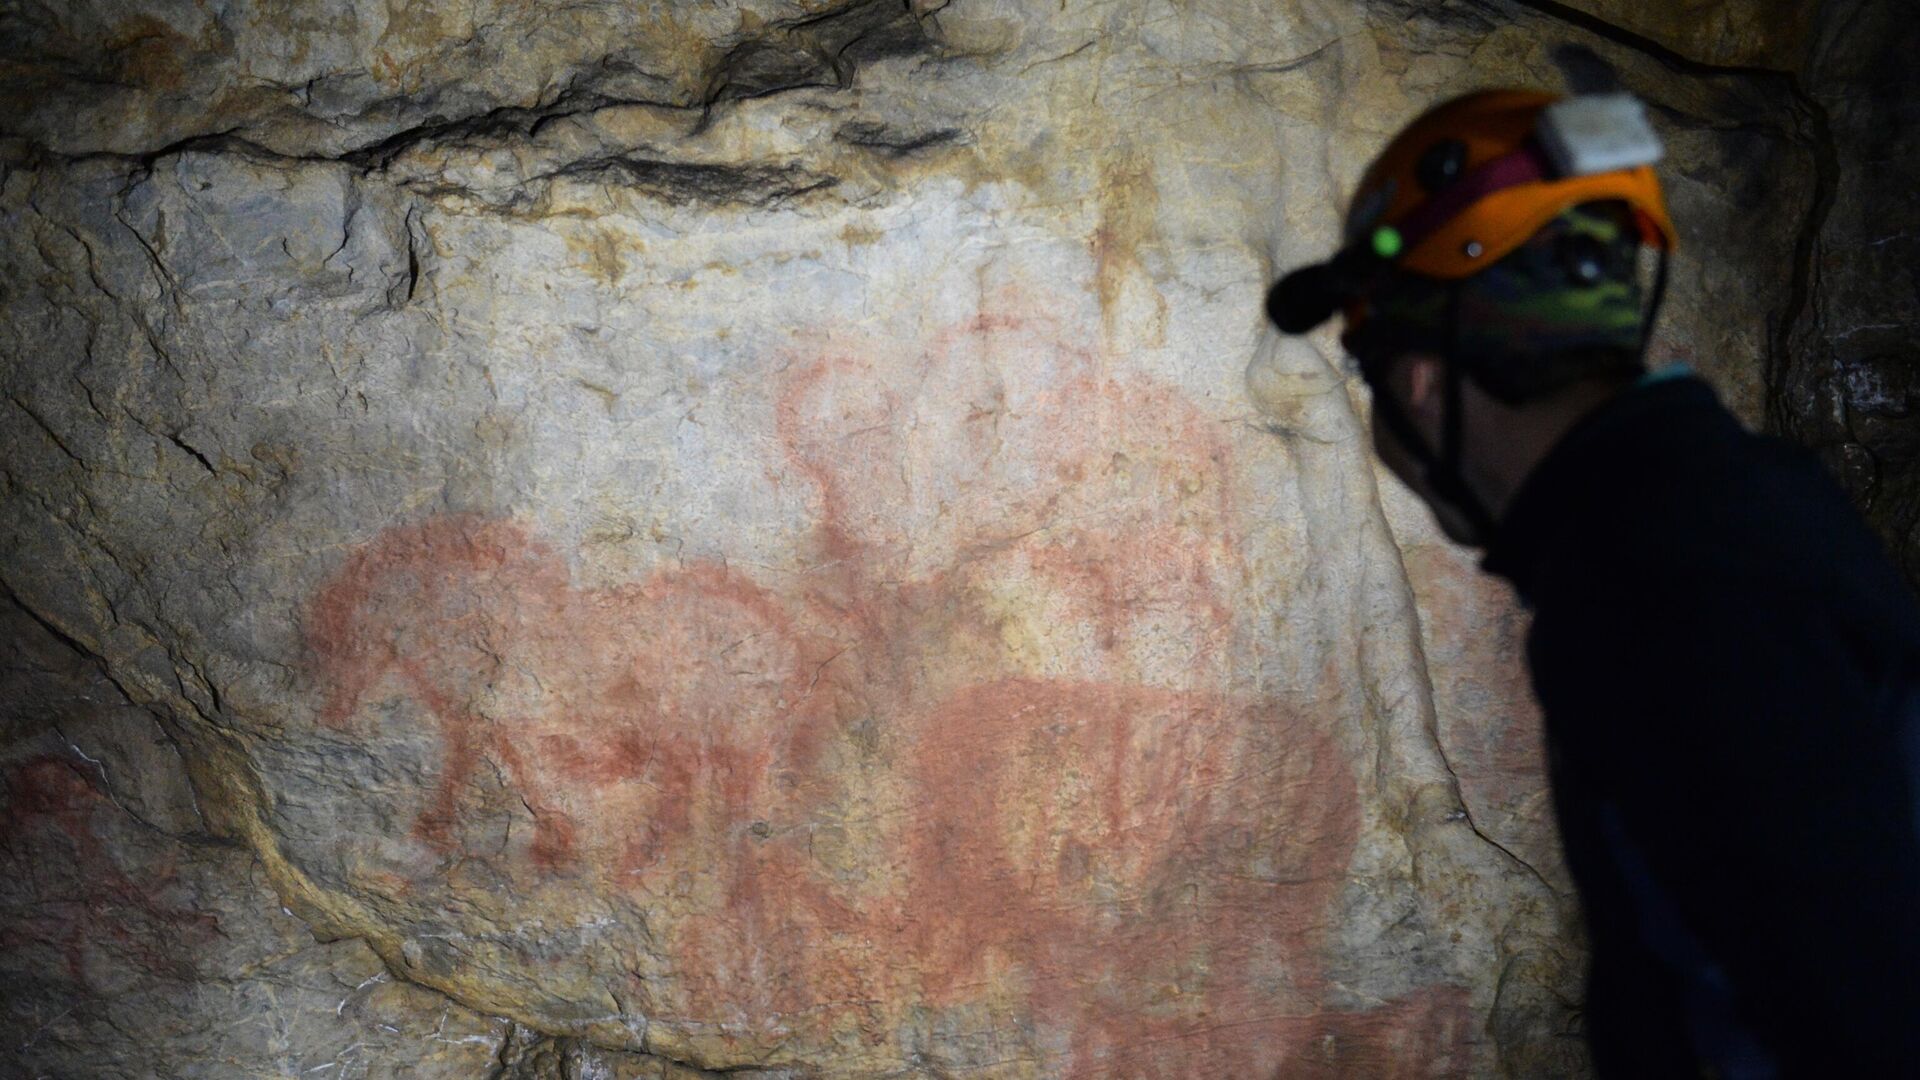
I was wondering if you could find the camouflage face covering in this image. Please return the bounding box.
[1344,201,1648,382]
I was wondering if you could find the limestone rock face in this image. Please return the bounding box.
[1,605,513,1079]
[0,1,1851,1076]
[1774,1,1920,587]
[1554,0,1820,70]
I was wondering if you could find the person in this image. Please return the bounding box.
[1266,87,1920,1076]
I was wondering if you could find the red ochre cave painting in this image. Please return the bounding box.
[0,756,222,990]
[306,306,1474,1075]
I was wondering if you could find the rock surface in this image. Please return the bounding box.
[1552,0,1820,70]
[1,604,514,1079]
[0,0,1891,1076]
[1773,0,1920,587]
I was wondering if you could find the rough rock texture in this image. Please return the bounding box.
[0,1,1900,1077]
[2,604,514,1078]
[1550,0,1821,70]
[1773,0,1920,588]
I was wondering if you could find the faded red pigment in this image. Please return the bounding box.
[304,305,1475,1075]
[308,520,847,876]
[0,756,222,988]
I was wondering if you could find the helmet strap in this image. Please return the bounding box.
[1639,245,1670,367]
[1364,247,1668,547]
[1428,282,1499,542]
[1364,362,1496,545]
[1409,251,1666,543]
[1432,356,1497,536]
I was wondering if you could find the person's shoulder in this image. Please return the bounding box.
[1533,414,1920,681]
[1614,382,1877,572]
[1511,373,1918,629]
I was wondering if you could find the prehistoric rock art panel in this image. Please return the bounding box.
[0,0,1872,1073]
[1,756,224,989]
[0,722,511,1078]
[307,304,1474,1075]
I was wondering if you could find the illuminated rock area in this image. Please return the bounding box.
[2,1,1903,1076]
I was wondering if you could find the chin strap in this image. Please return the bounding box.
[1367,281,1498,543]
[1429,349,1498,541]
[1369,247,1669,545]
[1365,369,1497,543]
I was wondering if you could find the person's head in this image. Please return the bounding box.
[1266,89,1676,545]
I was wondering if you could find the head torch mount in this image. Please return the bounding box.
[1265,91,1667,340]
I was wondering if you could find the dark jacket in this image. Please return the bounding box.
[1481,372,1920,1077]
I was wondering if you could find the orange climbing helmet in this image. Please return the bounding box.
[1266,88,1677,342]
[1349,89,1674,279]
[1265,86,1681,540]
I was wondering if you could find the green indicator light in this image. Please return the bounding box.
[1371,225,1403,259]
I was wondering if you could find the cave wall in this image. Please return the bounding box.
[1776,0,1920,587]
[0,1,1900,1077]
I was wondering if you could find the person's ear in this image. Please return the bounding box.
[1400,352,1447,430]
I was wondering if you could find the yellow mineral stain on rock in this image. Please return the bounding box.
[588,104,695,145]
[563,225,643,287]
[952,130,1056,204]
[839,222,885,248]
[575,379,619,414]
[1090,148,1168,344]
[107,15,194,92]
[372,0,471,92]
[1562,0,1819,69]
[993,605,1044,665]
